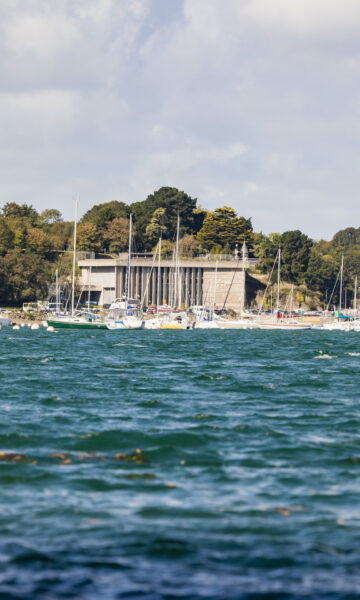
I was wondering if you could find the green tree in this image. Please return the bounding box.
[209,244,223,255]
[26,228,54,257]
[43,221,74,251]
[104,217,130,252]
[331,227,360,250]
[157,239,174,258]
[1,202,39,226]
[253,232,281,268]
[1,203,39,251]
[39,209,63,225]
[197,206,253,251]
[76,223,103,252]
[343,247,360,281]
[178,234,199,257]
[280,230,313,284]
[13,229,27,249]
[0,250,51,305]
[0,217,15,256]
[305,250,338,299]
[81,201,129,229]
[193,206,208,232]
[145,208,167,244]
[131,187,198,250]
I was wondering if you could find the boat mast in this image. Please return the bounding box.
[170,248,175,309]
[241,241,246,314]
[354,275,358,313]
[55,269,59,314]
[276,248,281,317]
[213,260,218,318]
[157,236,162,314]
[339,254,344,313]
[71,196,78,316]
[88,266,92,313]
[176,213,180,309]
[125,214,133,303]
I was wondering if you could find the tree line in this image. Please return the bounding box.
[0,186,358,306]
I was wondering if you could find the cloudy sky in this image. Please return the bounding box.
[0,0,359,239]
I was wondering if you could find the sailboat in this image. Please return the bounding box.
[322,255,353,331]
[47,198,107,329]
[160,215,192,329]
[194,261,219,329]
[106,214,144,330]
[214,242,258,329]
[257,250,310,330]
[143,236,168,329]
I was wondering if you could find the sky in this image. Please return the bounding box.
[0,0,359,239]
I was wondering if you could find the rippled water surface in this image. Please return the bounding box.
[1,328,360,599]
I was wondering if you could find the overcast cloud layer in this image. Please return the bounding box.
[0,0,359,239]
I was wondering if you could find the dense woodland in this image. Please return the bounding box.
[0,186,358,306]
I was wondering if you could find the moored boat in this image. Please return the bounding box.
[257,321,311,330]
[47,314,107,329]
[257,250,311,330]
[105,215,144,331]
[106,299,143,330]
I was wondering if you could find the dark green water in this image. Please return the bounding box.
[1,328,360,599]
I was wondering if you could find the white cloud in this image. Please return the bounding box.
[0,0,149,91]
[0,0,360,238]
[152,141,247,168]
[0,90,75,132]
[241,0,360,39]
[245,182,262,194]
[184,0,360,42]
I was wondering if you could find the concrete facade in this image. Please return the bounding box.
[78,255,258,311]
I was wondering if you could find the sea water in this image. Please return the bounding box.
[0,328,360,599]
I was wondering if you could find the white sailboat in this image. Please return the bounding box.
[322,255,353,331]
[160,215,193,329]
[194,262,219,329]
[258,250,310,330]
[214,242,258,329]
[47,198,107,329]
[144,237,163,329]
[106,214,144,330]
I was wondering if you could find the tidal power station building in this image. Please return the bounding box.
[78,245,258,312]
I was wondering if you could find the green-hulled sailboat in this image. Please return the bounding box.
[46,198,106,330]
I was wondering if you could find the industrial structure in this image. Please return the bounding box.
[78,244,258,312]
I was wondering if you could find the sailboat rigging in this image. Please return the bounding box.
[106,214,144,330]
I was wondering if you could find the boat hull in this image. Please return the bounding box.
[215,320,257,329]
[257,322,311,330]
[195,321,219,329]
[47,319,107,330]
[106,319,144,330]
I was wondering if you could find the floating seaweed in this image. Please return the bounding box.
[0,451,27,462]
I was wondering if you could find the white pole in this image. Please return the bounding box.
[339,254,344,313]
[171,248,175,309]
[276,248,281,317]
[176,214,180,309]
[354,275,357,313]
[157,237,161,313]
[71,196,78,316]
[88,266,92,312]
[125,214,132,302]
[242,243,246,313]
[55,269,59,313]
[213,260,218,318]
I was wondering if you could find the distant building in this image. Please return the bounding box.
[78,250,258,311]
